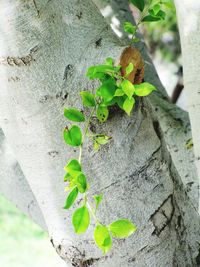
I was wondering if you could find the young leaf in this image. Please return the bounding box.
[152,4,161,15]
[142,15,161,22]
[76,173,87,193]
[65,159,81,173]
[97,106,109,123]
[96,135,111,145]
[123,22,137,35]
[72,205,90,234]
[105,58,114,66]
[125,63,134,77]
[93,194,103,211]
[114,88,124,97]
[130,0,145,12]
[121,80,135,99]
[94,224,112,254]
[86,65,116,79]
[93,141,100,151]
[80,91,96,107]
[98,79,116,102]
[109,219,137,238]
[63,125,82,147]
[64,108,85,122]
[63,187,78,209]
[134,82,156,96]
[64,172,71,182]
[123,97,135,116]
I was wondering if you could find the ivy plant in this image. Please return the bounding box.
[62,0,161,254]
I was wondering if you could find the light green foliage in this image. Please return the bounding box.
[64,108,85,122]
[63,125,82,146]
[109,219,137,238]
[62,0,163,254]
[125,0,167,44]
[72,205,90,234]
[134,82,156,96]
[80,91,96,107]
[93,194,103,211]
[94,224,112,254]
[64,187,78,209]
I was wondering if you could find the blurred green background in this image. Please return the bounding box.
[0,194,66,267]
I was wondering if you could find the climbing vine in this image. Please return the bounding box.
[63,0,167,254]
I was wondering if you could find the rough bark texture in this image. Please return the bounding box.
[174,0,200,209]
[0,0,200,266]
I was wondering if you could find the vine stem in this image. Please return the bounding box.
[78,107,101,224]
[78,107,96,164]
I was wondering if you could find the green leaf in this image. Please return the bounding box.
[125,63,134,77]
[96,135,111,145]
[93,194,103,211]
[109,219,137,238]
[94,224,112,254]
[130,0,145,12]
[134,82,156,96]
[63,187,78,209]
[97,106,109,123]
[65,159,81,173]
[121,80,135,99]
[105,58,114,66]
[64,172,71,182]
[72,205,90,234]
[132,37,140,43]
[86,65,116,79]
[123,22,137,35]
[98,79,116,102]
[63,125,82,147]
[76,173,87,193]
[80,91,96,107]
[152,4,161,15]
[142,15,161,22]
[64,108,85,122]
[93,141,100,151]
[123,97,135,116]
[114,88,125,97]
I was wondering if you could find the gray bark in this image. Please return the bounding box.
[0,0,199,266]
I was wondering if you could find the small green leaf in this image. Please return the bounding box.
[63,125,82,147]
[123,97,135,116]
[80,91,96,107]
[65,159,81,173]
[98,79,116,102]
[64,108,85,122]
[86,65,116,79]
[64,173,71,182]
[97,106,109,123]
[94,224,112,254]
[124,22,137,35]
[63,187,78,209]
[114,88,124,97]
[76,173,87,193]
[132,37,140,43]
[125,63,134,77]
[105,58,114,66]
[142,15,161,22]
[109,219,137,238]
[134,82,156,96]
[121,80,135,99]
[152,4,161,15]
[130,0,145,12]
[72,205,90,234]
[96,135,111,145]
[93,194,103,211]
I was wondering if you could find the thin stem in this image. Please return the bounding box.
[86,198,99,224]
[78,107,96,164]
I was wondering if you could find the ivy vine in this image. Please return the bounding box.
[62,0,167,254]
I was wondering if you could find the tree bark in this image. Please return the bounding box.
[174,0,200,211]
[0,0,200,266]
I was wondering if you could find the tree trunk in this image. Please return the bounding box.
[174,0,200,207]
[0,0,200,266]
